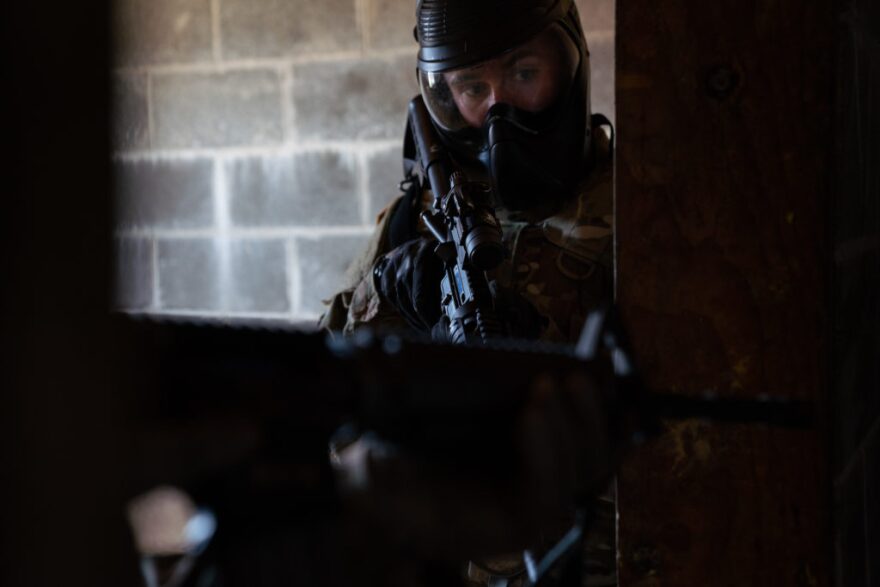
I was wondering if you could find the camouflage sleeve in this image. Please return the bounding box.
[505,137,613,344]
[317,197,410,336]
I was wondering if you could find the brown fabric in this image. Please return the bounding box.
[317,198,416,337]
[494,131,614,343]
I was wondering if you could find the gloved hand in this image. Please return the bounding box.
[373,237,444,332]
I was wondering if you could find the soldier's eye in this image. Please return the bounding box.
[514,68,539,83]
[461,83,489,99]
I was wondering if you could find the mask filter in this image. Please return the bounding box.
[483,103,583,211]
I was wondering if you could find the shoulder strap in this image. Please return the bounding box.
[386,115,427,249]
[387,175,423,249]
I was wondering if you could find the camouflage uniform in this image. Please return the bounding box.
[319,130,616,586]
[318,130,612,341]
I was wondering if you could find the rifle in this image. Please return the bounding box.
[407,95,506,344]
[123,307,815,587]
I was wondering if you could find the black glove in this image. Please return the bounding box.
[373,237,444,331]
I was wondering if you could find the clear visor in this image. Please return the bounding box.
[419,24,581,131]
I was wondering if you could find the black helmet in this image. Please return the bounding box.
[415,0,592,212]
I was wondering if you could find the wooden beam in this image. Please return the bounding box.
[615,0,835,584]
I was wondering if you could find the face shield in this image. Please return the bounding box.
[418,24,581,137]
[414,4,593,213]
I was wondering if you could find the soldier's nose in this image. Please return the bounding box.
[487,86,509,109]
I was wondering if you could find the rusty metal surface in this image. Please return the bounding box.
[615,0,834,584]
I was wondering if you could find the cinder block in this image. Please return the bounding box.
[114,237,153,310]
[588,33,615,124]
[367,146,405,221]
[292,55,418,141]
[227,151,360,227]
[575,0,614,34]
[113,73,150,151]
[114,0,213,66]
[157,238,223,310]
[296,234,370,316]
[115,158,214,229]
[229,239,289,312]
[152,70,283,148]
[368,0,416,50]
[220,0,359,59]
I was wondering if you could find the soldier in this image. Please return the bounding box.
[320,0,612,342]
[321,1,617,585]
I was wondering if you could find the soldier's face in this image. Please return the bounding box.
[443,29,567,128]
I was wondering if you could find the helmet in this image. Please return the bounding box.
[415,0,591,212]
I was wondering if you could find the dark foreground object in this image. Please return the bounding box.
[124,313,814,587]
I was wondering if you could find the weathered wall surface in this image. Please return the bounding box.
[615,0,835,584]
[112,0,615,322]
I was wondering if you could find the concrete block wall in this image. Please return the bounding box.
[112,0,615,322]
